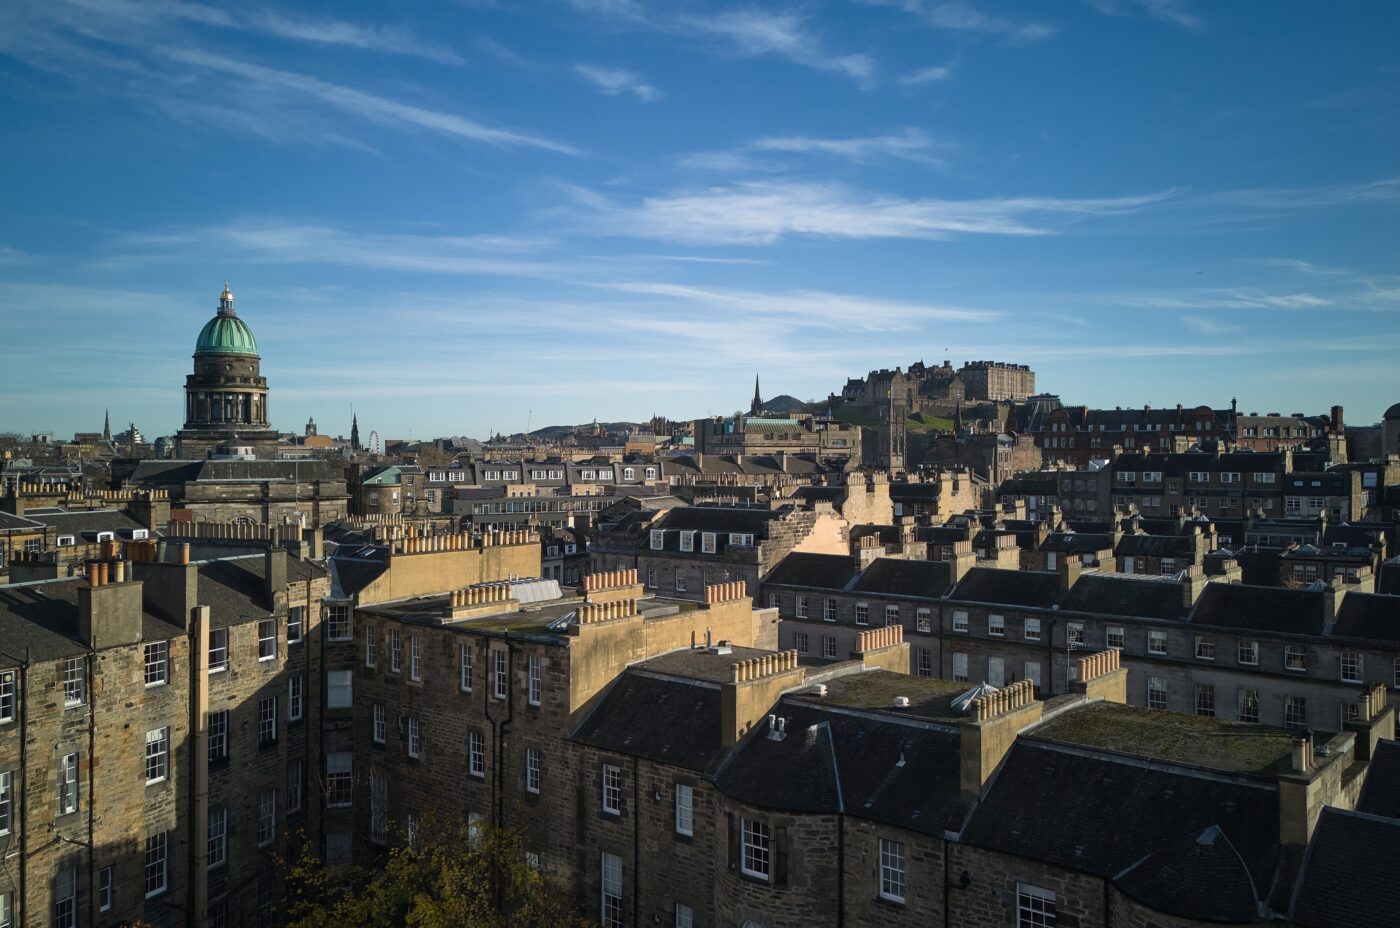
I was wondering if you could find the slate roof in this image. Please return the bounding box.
[852,558,953,598]
[950,567,1060,607]
[762,553,853,591]
[571,672,726,773]
[961,739,1282,923]
[328,552,391,599]
[1189,583,1324,636]
[655,506,778,535]
[1291,808,1400,928]
[24,509,151,538]
[197,554,322,627]
[0,512,44,532]
[1115,533,1197,558]
[1356,739,1400,820]
[1058,574,1187,620]
[1330,593,1400,644]
[1041,531,1113,553]
[1114,826,1264,924]
[715,697,964,835]
[0,578,183,663]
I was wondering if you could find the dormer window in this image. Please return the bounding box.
[57,535,75,547]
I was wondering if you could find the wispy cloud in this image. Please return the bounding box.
[1182,314,1238,335]
[681,128,947,171]
[562,2,876,87]
[604,281,1000,330]
[247,12,465,64]
[749,128,946,166]
[1098,288,1334,310]
[861,0,1055,42]
[899,65,953,86]
[1083,0,1202,30]
[570,181,1175,244]
[0,1,568,153]
[160,50,580,153]
[574,64,662,101]
[685,11,876,86]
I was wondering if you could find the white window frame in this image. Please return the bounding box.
[326,603,351,641]
[287,606,303,644]
[701,533,717,554]
[0,772,11,835]
[258,789,277,846]
[209,629,229,673]
[675,783,694,836]
[389,627,402,673]
[144,641,169,687]
[602,764,623,815]
[492,649,507,700]
[650,530,665,550]
[1341,651,1363,684]
[258,696,277,744]
[145,727,169,784]
[1149,630,1168,655]
[526,747,541,794]
[372,703,386,744]
[207,806,226,873]
[1024,617,1041,641]
[1238,640,1259,665]
[0,672,13,724]
[289,674,304,721]
[878,837,906,903]
[325,752,353,808]
[364,625,376,668]
[528,655,542,706]
[600,852,623,928]
[952,611,969,633]
[145,831,168,898]
[409,636,422,681]
[989,613,1005,637]
[469,730,486,778]
[58,752,78,814]
[1016,883,1056,928]
[740,818,771,880]
[258,618,277,661]
[408,717,421,759]
[1106,626,1124,649]
[62,657,84,707]
[460,643,473,692]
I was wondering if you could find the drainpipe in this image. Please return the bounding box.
[836,812,846,928]
[86,651,95,928]
[17,654,29,928]
[190,606,211,927]
[632,755,641,928]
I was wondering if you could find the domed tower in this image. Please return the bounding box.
[175,283,279,459]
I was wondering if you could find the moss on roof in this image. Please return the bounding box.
[797,669,971,723]
[1032,701,1295,776]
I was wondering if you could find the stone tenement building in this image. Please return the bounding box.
[695,414,861,464]
[118,458,350,528]
[3,512,1400,927]
[175,284,279,460]
[763,540,1400,737]
[589,501,850,602]
[842,359,1036,412]
[0,536,329,928]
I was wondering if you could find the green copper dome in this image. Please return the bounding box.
[195,283,260,356]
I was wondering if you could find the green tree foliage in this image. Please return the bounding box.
[282,818,593,928]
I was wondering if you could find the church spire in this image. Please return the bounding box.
[103,409,111,442]
[750,373,763,416]
[350,413,361,451]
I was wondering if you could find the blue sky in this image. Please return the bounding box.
[1,0,1397,441]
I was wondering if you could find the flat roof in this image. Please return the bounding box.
[1031,701,1297,776]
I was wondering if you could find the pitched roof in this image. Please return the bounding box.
[1058,574,1187,620]
[961,740,1282,922]
[852,558,953,598]
[1291,808,1400,928]
[1356,739,1400,820]
[1114,825,1264,924]
[1114,533,1197,558]
[1330,593,1400,644]
[715,697,964,835]
[571,672,725,773]
[0,578,183,663]
[1190,583,1324,636]
[763,553,853,590]
[950,567,1060,607]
